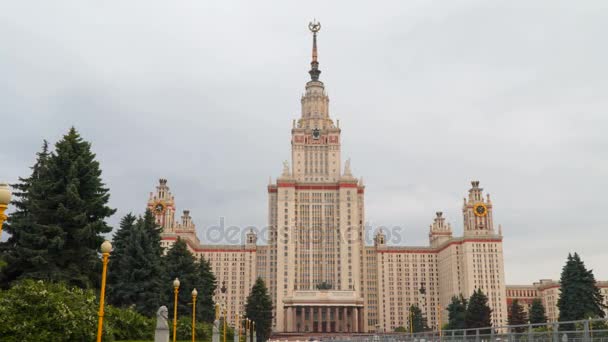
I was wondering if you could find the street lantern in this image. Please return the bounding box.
[221,281,227,342]
[172,278,180,342]
[96,240,112,342]
[0,182,12,240]
[191,288,198,342]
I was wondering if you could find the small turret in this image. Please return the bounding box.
[374,229,387,247]
[429,211,453,247]
[246,229,258,249]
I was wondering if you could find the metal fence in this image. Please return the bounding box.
[321,319,608,342]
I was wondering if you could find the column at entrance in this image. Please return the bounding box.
[353,307,359,332]
[359,307,364,333]
[347,307,351,333]
[295,307,300,332]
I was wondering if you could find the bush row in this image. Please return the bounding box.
[0,279,223,341]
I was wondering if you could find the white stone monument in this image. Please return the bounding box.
[212,318,221,342]
[154,306,170,342]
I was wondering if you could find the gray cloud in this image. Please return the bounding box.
[1,1,607,284]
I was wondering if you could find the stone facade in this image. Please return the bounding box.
[143,27,604,335]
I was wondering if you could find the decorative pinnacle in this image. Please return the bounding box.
[308,20,322,81]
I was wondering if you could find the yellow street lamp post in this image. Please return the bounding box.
[192,288,197,342]
[236,312,240,342]
[437,304,442,339]
[224,306,227,342]
[173,278,180,342]
[0,182,12,240]
[409,308,413,335]
[220,281,227,342]
[96,240,112,342]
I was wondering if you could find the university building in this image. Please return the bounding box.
[143,24,602,334]
[506,280,608,323]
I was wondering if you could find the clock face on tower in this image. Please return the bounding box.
[312,128,321,139]
[154,202,165,214]
[473,203,487,217]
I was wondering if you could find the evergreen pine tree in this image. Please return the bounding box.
[409,305,429,333]
[4,141,50,229]
[528,298,547,324]
[163,238,200,316]
[107,213,164,316]
[46,127,115,288]
[465,289,493,332]
[194,256,217,322]
[140,209,163,255]
[111,214,137,253]
[557,253,605,329]
[0,141,55,287]
[106,213,137,278]
[447,295,467,330]
[245,277,273,342]
[508,299,528,332]
[2,129,115,289]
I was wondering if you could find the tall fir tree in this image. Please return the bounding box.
[528,298,547,324]
[108,213,137,258]
[245,277,273,342]
[447,295,467,330]
[557,253,605,329]
[0,141,55,287]
[465,289,493,332]
[409,304,429,333]
[2,129,115,288]
[508,299,528,332]
[140,209,163,256]
[194,256,217,322]
[47,127,115,288]
[163,238,200,317]
[107,213,164,316]
[107,213,137,270]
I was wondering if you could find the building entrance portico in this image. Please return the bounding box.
[283,291,364,333]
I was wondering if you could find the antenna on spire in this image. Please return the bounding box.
[308,20,322,81]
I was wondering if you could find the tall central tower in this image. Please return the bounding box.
[267,21,366,333]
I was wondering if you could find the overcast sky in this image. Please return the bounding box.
[1,1,607,284]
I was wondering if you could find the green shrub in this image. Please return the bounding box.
[106,305,154,341]
[172,316,215,341]
[0,279,100,342]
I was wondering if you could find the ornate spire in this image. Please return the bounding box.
[308,20,321,81]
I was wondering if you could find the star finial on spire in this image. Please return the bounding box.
[308,20,322,81]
